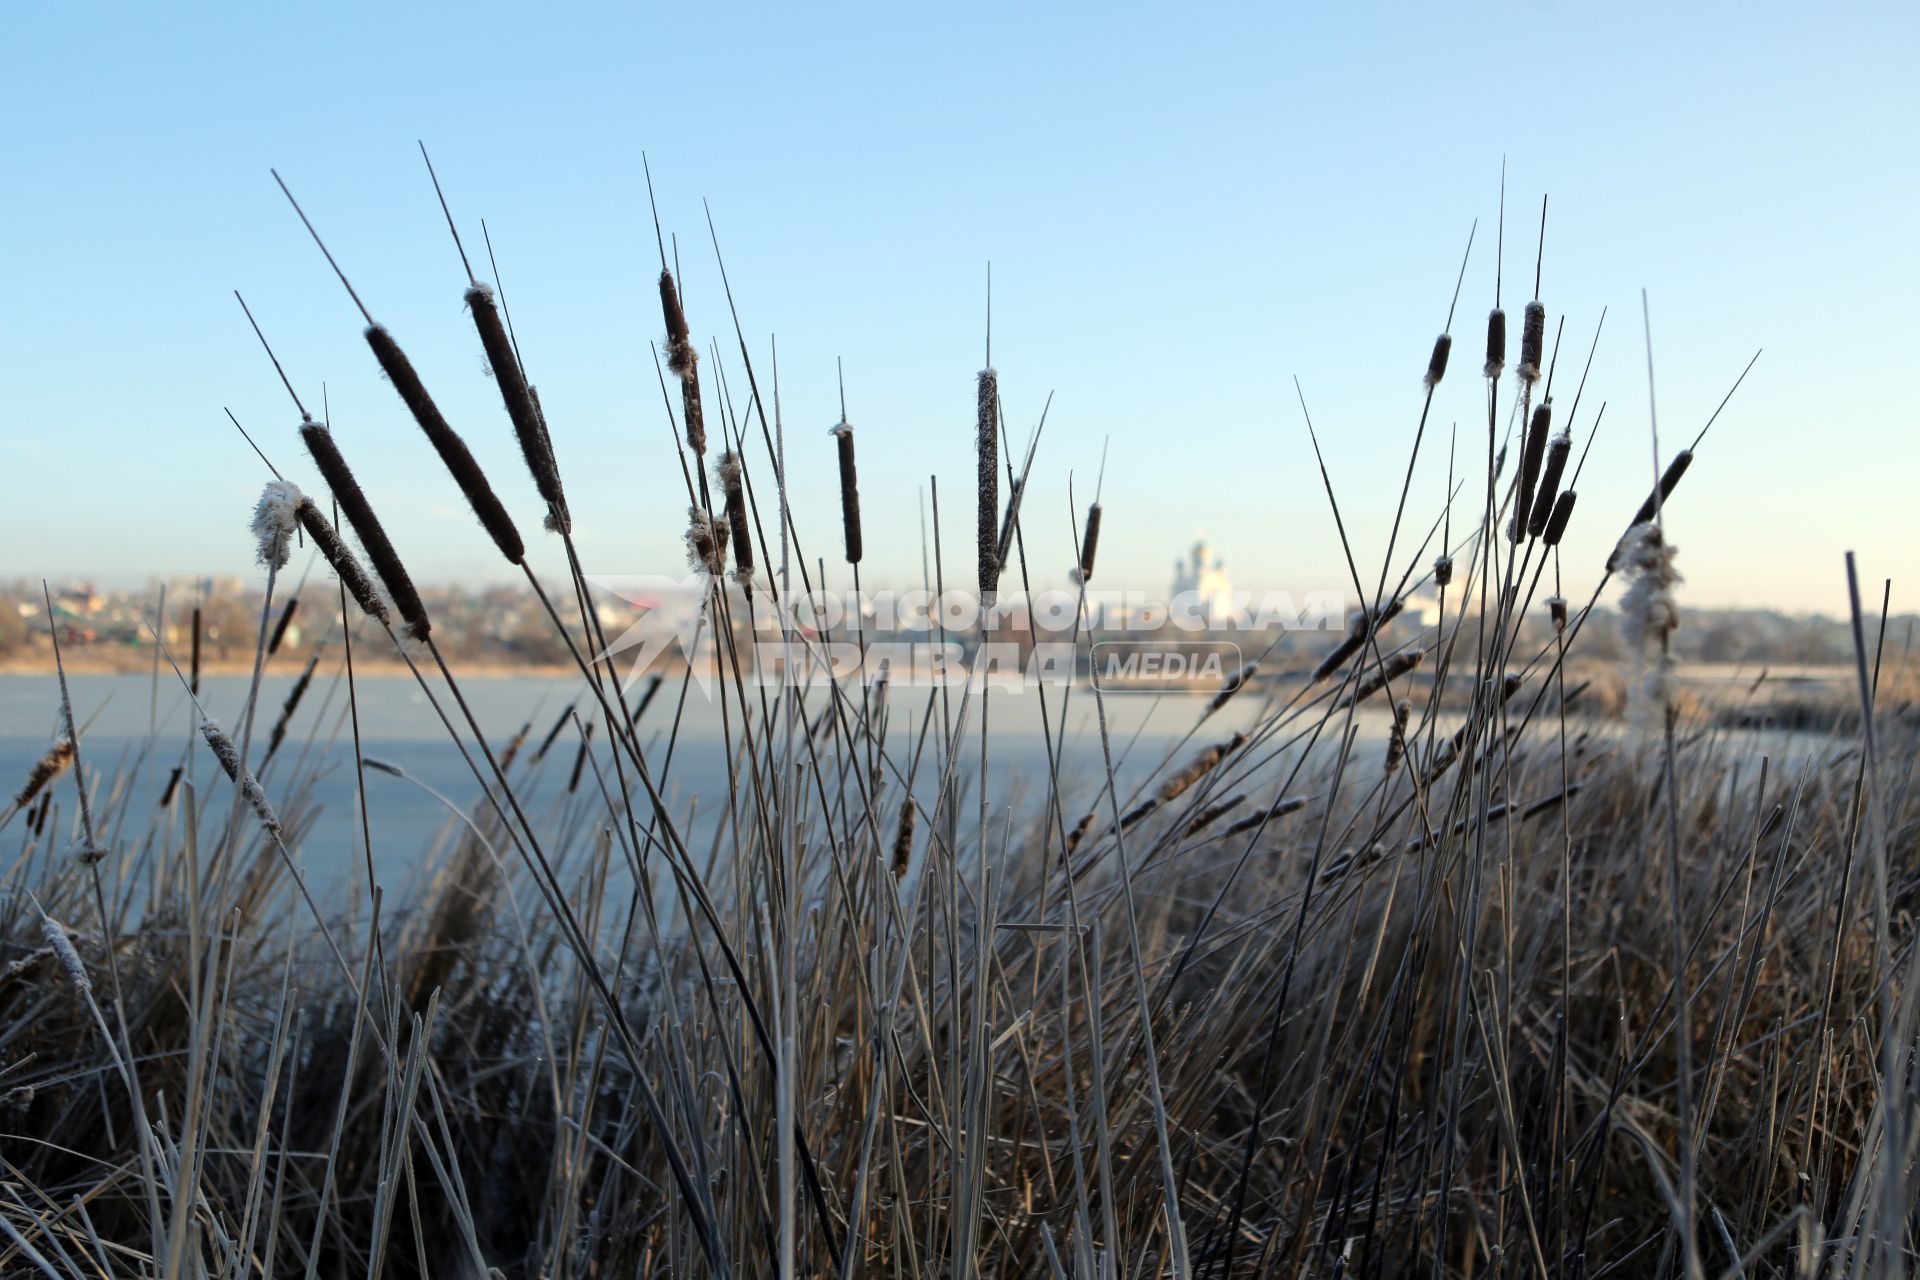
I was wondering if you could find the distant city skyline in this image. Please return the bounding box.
[4,2,1916,618]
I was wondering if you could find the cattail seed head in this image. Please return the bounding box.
[267,596,299,656]
[1339,649,1424,708]
[1631,450,1695,529]
[1618,522,1683,721]
[714,451,754,580]
[294,499,390,626]
[1207,662,1257,714]
[1221,794,1308,839]
[1542,489,1578,546]
[1517,301,1546,384]
[370,316,529,564]
[200,718,281,831]
[1433,554,1454,589]
[830,423,862,565]
[1425,333,1452,389]
[1527,431,1573,538]
[1546,595,1568,631]
[1077,503,1102,583]
[891,801,915,879]
[1384,698,1411,774]
[1156,732,1246,806]
[251,481,302,569]
[1510,400,1552,542]
[1484,308,1507,379]
[301,422,429,640]
[659,271,705,456]
[976,368,1000,601]
[14,738,74,810]
[685,506,723,576]
[458,290,565,525]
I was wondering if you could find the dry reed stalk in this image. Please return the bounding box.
[716,451,753,579]
[1511,400,1551,541]
[367,315,529,561]
[976,368,999,600]
[200,718,281,831]
[1425,334,1452,389]
[300,422,430,640]
[831,424,862,565]
[190,606,202,694]
[1518,300,1546,384]
[12,739,74,810]
[1526,430,1572,538]
[994,478,1023,572]
[294,499,390,626]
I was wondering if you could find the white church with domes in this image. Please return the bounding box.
[1173,536,1236,624]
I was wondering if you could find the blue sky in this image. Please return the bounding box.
[3,2,1915,614]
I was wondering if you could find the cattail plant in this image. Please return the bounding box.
[200,718,281,831]
[39,916,92,995]
[1207,662,1257,715]
[1546,595,1568,631]
[1517,300,1546,384]
[12,739,74,811]
[190,606,202,695]
[830,423,862,566]
[660,270,705,457]
[1484,308,1507,379]
[1339,650,1424,708]
[1510,400,1551,541]
[976,367,999,602]
[1156,732,1247,806]
[1425,333,1452,389]
[301,421,429,640]
[1311,599,1405,683]
[368,311,533,558]
[891,800,915,878]
[994,479,1023,573]
[1076,502,1102,583]
[1618,522,1682,721]
[1434,554,1453,589]
[1608,450,1695,569]
[1384,699,1411,774]
[1221,793,1308,838]
[685,506,723,576]
[1185,793,1246,836]
[263,650,321,768]
[266,597,299,656]
[716,451,753,580]
[460,284,567,536]
[1526,429,1572,538]
[1542,489,1578,546]
[251,481,302,570]
[294,498,391,626]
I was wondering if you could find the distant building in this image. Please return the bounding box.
[1173,536,1235,625]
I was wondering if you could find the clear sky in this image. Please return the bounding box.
[3,2,1915,616]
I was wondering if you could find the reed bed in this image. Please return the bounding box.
[0,170,1913,1280]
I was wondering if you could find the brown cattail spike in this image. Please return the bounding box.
[266,597,299,656]
[1631,450,1694,528]
[1517,301,1546,384]
[13,739,74,810]
[686,506,722,576]
[976,368,1000,601]
[1078,503,1102,582]
[1542,489,1578,546]
[1339,650,1424,708]
[1484,309,1507,379]
[716,452,753,580]
[301,423,429,640]
[891,801,915,879]
[659,270,705,456]
[1527,431,1572,538]
[1425,333,1452,389]
[462,289,565,517]
[369,318,527,565]
[1433,555,1453,589]
[294,499,390,626]
[1546,595,1568,631]
[1511,400,1551,542]
[830,423,862,565]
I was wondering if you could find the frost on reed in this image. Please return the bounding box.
[39,916,91,996]
[976,367,999,602]
[250,481,302,569]
[293,498,390,626]
[830,423,862,566]
[199,718,281,831]
[1618,521,1682,724]
[368,310,531,559]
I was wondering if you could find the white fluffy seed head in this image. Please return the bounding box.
[252,481,303,569]
[1617,522,1683,724]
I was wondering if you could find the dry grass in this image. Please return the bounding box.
[1,174,1915,1280]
